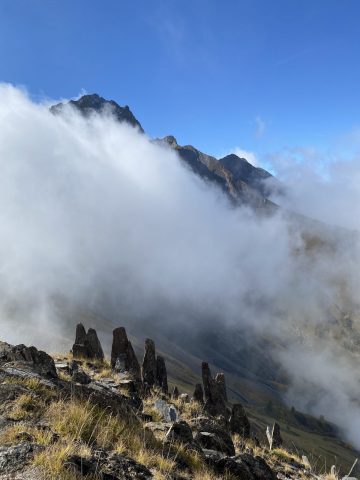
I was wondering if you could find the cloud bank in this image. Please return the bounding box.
[1,84,360,449]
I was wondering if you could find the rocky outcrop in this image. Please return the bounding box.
[194,429,235,456]
[51,94,144,132]
[66,451,153,479]
[193,383,204,403]
[0,443,44,475]
[229,403,250,438]
[202,362,227,417]
[215,373,227,402]
[142,339,156,391]
[74,323,87,345]
[71,368,91,385]
[212,453,276,480]
[0,342,57,379]
[164,421,202,454]
[271,422,282,449]
[72,325,104,362]
[155,355,168,394]
[165,421,194,444]
[172,386,179,399]
[84,328,104,361]
[111,327,141,380]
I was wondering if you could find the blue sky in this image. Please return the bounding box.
[1,0,360,166]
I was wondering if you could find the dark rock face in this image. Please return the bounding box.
[172,386,179,399]
[219,153,280,199]
[215,373,227,402]
[0,343,57,379]
[229,403,251,438]
[111,327,141,380]
[142,339,156,390]
[272,422,282,449]
[159,136,277,212]
[51,93,144,132]
[193,383,204,403]
[72,325,104,362]
[202,362,227,416]
[155,355,168,394]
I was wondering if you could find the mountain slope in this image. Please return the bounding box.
[158,135,277,211]
[50,95,277,211]
[51,93,144,132]
[219,153,282,199]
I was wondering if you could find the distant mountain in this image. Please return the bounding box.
[219,153,282,199]
[50,94,280,211]
[50,93,144,132]
[158,136,277,211]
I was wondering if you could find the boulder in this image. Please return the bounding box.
[0,443,44,475]
[193,383,204,403]
[0,343,57,379]
[194,428,235,456]
[74,323,87,345]
[72,325,104,362]
[213,454,275,480]
[155,355,168,394]
[272,422,282,448]
[66,451,153,479]
[142,339,156,390]
[111,328,141,381]
[202,362,227,417]
[179,393,190,403]
[154,399,178,422]
[165,421,194,445]
[215,372,227,401]
[71,369,91,385]
[229,403,250,438]
[239,453,276,480]
[84,328,104,361]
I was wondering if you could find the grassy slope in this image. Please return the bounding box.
[50,313,359,473]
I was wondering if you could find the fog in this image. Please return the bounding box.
[1,84,360,449]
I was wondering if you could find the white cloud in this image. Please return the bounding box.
[232,147,259,166]
[1,84,360,450]
[255,115,266,139]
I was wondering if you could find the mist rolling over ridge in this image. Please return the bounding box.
[1,84,360,451]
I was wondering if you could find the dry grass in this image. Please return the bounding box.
[7,393,43,420]
[270,447,304,465]
[232,434,264,456]
[33,443,96,480]
[0,422,53,446]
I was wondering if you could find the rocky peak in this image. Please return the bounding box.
[50,93,144,132]
[162,135,178,147]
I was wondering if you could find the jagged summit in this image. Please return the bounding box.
[219,153,280,198]
[50,93,144,132]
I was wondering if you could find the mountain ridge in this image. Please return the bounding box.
[51,94,277,211]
